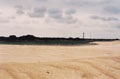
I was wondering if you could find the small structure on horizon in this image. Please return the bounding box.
[83,32,85,39]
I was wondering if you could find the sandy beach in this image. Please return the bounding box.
[0,41,120,79]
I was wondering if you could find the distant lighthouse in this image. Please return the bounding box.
[83,32,85,39]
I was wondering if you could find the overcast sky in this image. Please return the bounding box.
[0,0,120,38]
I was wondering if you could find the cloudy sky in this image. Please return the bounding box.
[0,0,120,38]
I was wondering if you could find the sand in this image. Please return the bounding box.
[0,41,120,79]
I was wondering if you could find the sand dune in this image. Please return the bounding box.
[0,41,120,79]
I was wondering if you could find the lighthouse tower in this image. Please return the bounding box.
[83,32,85,39]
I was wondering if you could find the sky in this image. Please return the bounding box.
[0,0,120,39]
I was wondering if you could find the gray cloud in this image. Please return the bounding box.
[48,9,63,19]
[64,0,108,7]
[36,0,47,2]
[116,24,120,28]
[15,5,24,15]
[28,7,47,18]
[48,8,77,24]
[107,17,119,21]
[65,0,90,6]
[0,0,17,4]
[63,15,77,24]
[91,16,119,21]
[16,9,24,15]
[104,6,120,14]
[65,9,76,15]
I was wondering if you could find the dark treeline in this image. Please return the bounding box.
[0,35,119,41]
[0,35,119,45]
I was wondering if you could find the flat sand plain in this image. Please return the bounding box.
[0,41,120,79]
